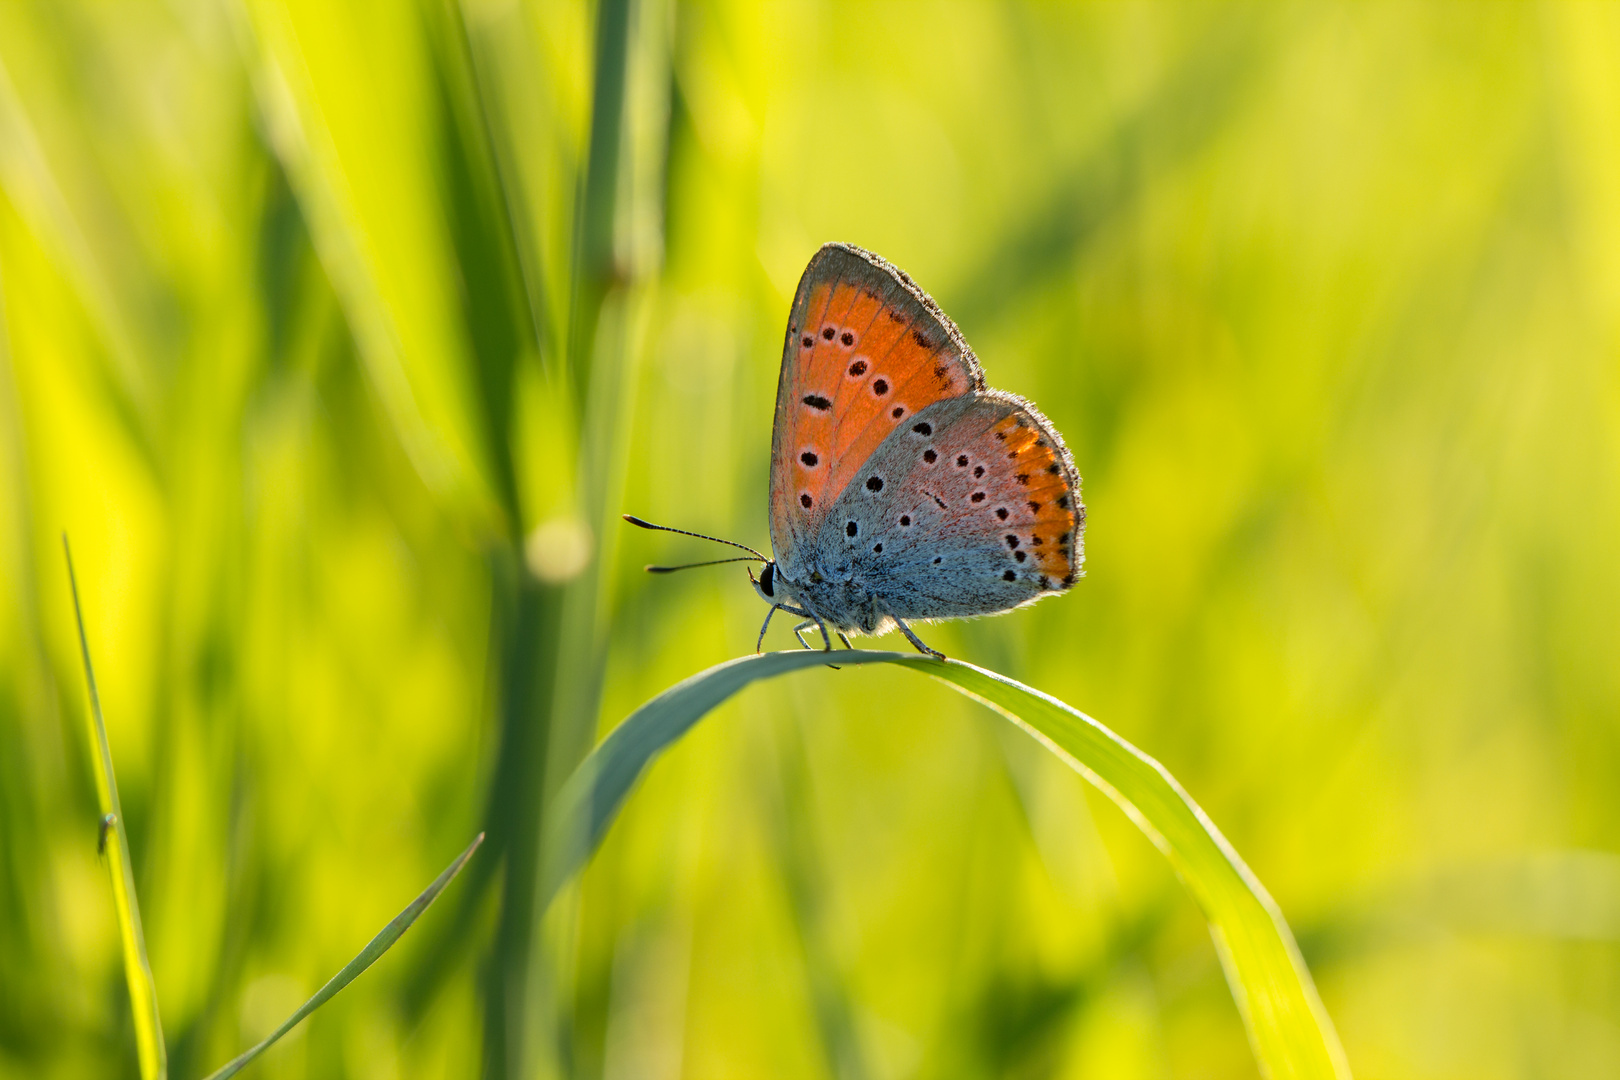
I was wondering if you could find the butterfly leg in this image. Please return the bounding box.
[793,618,835,651]
[890,613,946,660]
[816,617,834,651]
[756,604,781,653]
[837,631,853,650]
[792,617,841,668]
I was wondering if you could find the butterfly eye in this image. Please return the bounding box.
[759,563,776,596]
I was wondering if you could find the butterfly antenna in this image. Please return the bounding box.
[622,515,766,560]
[645,556,764,574]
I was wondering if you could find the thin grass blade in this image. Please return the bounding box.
[897,656,1352,1080]
[64,537,167,1080]
[540,650,1351,1080]
[201,832,484,1080]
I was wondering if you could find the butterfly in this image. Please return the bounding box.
[628,243,1084,659]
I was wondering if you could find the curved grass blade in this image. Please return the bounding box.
[541,650,1351,1080]
[64,537,167,1080]
[202,832,484,1080]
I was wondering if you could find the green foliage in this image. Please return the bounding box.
[201,834,483,1080]
[65,539,166,1079]
[545,650,1348,1078]
[2,2,1619,1078]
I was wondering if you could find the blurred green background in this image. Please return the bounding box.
[3,1,1620,1077]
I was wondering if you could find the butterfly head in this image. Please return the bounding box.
[748,561,782,605]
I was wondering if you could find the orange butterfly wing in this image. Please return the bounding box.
[769,244,983,574]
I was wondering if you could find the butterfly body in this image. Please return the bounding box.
[632,243,1084,659]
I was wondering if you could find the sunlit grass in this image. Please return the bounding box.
[201,833,483,1080]
[547,651,1348,1079]
[68,539,483,1079]
[4,2,1620,1077]
[65,537,166,1079]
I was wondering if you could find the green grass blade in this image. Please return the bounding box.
[902,656,1352,1080]
[201,832,484,1080]
[63,537,167,1080]
[541,650,1351,1080]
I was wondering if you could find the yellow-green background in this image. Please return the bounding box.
[4,2,1619,1077]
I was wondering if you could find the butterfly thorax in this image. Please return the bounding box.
[752,559,888,634]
